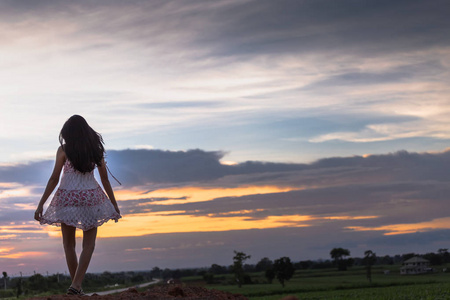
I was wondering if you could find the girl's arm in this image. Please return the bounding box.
[34,146,66,221]
[97,158,120,214]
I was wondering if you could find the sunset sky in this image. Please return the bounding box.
[1,0,450,276]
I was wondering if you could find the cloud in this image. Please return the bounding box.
[0,0,449,165]
[2,147,450,187]
[2,148,450,273]
[98,149,450,239]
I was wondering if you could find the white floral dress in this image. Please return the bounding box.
[40,160,121,231]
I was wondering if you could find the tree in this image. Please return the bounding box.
[25,274,48,293]
[161,268,172,280]
[439,248,450,263]
[209,264,227,275]
[16,277,22,298]
[265,269,275,284]
[380,255,394,265]
[273,257,295,287]
[255,257,273,272]
[2,272,7,290]
[402,253,415,262]
[150,267,161,278]
[232,251,251,288]
[363,250,376,283]
[330,248,351,271]
[423,252,443,265]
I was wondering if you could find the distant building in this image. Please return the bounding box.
[400,257,430,275]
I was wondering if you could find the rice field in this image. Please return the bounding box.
[202,265,450,300]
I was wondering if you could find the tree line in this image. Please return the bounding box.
[2,247,450,296]
[0,271,153,298]
[199,248,450,288]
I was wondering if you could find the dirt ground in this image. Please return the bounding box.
[27,285,249,300]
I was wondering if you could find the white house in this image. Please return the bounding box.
[400,257,430,275]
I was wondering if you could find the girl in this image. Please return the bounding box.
[34,115,121,295]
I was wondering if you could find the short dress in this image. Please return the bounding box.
[40,160,121,231]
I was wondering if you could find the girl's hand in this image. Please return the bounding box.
[34,206,43,221]
[114,204,121,215]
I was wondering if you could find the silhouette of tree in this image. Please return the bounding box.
[439,249,450,263]
[25,274,48,293]
[402,253,415,262]
[2,272,7,290]
[423,252,443,265]
[16,277,22,298]
[265,269,275,284]
[363,250,376,283]
[330,248,351,271]
[209,264,228,275]
[255,257,273,272]
[150,267,161,278]
[381,255,394,265]
[232,251,251,288]
[273,257,295,287]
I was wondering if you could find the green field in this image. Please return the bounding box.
[185,265,450,299]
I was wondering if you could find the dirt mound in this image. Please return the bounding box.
[27,286,248,300]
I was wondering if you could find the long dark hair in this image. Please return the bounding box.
[59,115,105,173]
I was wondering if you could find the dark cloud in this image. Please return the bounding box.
[2,148,450,187]
[118,197,187,215]
[0,160,53,185]
[0,208,36,224]
[2,0,448,59]
[208,0,439,58]
[136,181,450,226]
[368,229,450,247]
[104,149,309,186]
[101,149,450,237]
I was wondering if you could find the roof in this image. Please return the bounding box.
[401,265,423,270]
[403,256,429,264]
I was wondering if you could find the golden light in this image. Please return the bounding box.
[115,185,299,205]
[323,216,378,220]
[346,216,450,235]
[0,251,47,259]
[97,213,313,238]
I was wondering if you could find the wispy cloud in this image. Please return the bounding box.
[0,0,449,163]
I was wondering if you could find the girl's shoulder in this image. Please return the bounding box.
[57,145,65,154]
[56,145,67,162]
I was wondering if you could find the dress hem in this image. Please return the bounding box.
[40,215,122,232]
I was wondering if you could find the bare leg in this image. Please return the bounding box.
[71,227,97,290]
[61,223,77,280]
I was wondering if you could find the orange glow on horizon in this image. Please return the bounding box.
[2,183,385,241]
[0,247,47,259]
[0,247,14,253]
[346,217,450,235]
[324,216,378,220]
[97,213,313,238]
[115,185,299,205]
[36,213,381,239]
[0,251,47,259]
